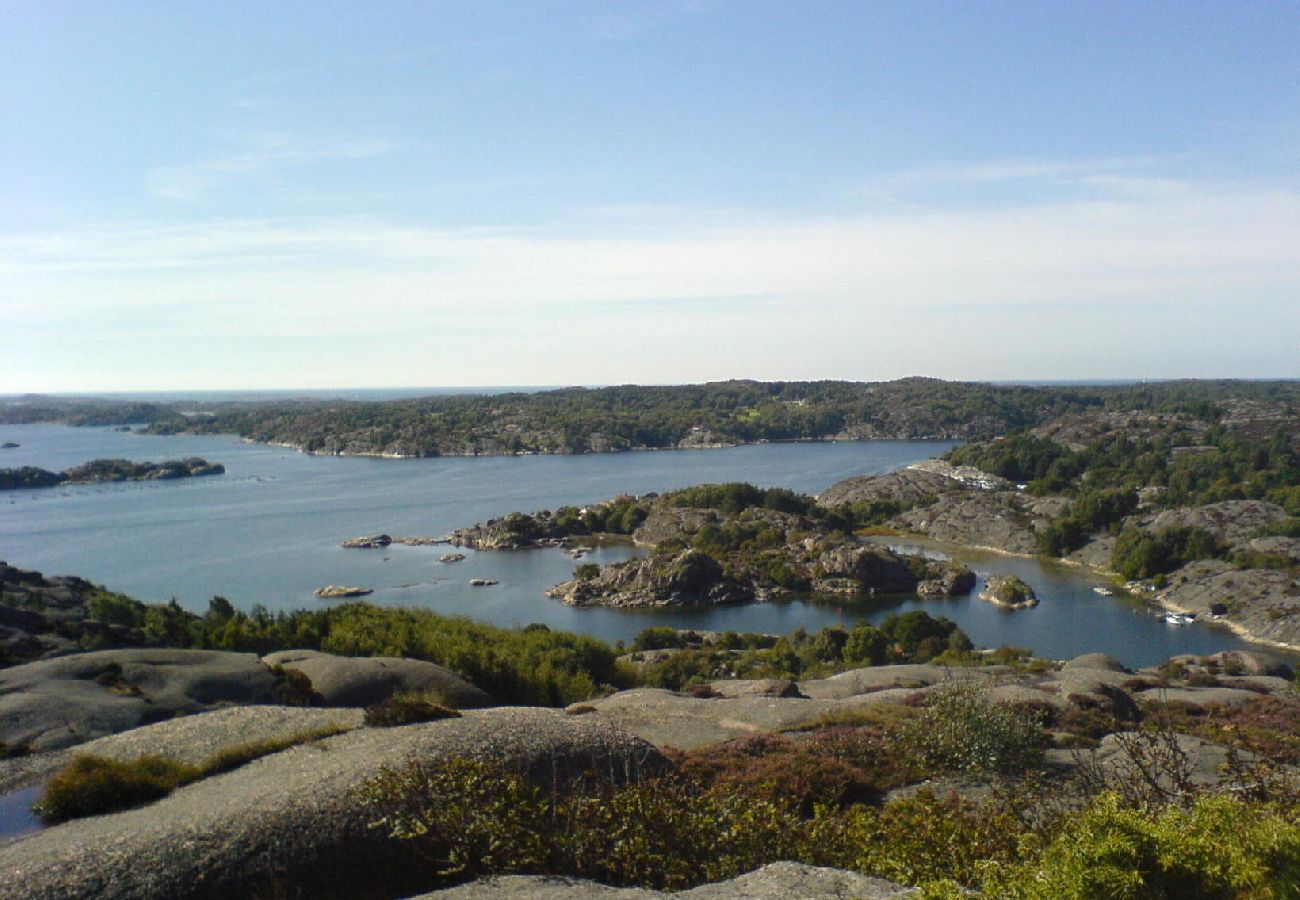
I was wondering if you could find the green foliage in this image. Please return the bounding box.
[634,613,970,689]
[630,627,688,651]
[902,680,1047,777]
[947,433,1083,486]
[978,793,1300,899]
[572,563,601,581]
[85,589,148,628]
[1111,525,1227,579]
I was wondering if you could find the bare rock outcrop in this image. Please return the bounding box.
[0,709,667,900]
[262,649,493,708]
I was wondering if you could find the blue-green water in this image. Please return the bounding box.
[0,425,1281,667]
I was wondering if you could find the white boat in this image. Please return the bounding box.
[1093,586,1114,596]
[1163,612,1196,626]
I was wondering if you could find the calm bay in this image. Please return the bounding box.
[0,424,1281,667]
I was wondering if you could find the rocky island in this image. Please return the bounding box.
[0,457,224,491]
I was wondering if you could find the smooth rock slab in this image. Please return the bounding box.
[0,706,368,793]
[415,862,915,899]
[262,649,493,708]
[0,649,279,752]
[0,709,667,900]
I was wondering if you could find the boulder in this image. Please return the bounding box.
[1061,653,1128,673]
[262,650,493,708]
[810,544,919,594]
[706,679,804,699]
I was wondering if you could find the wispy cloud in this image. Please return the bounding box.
[3,174,1296,389]
[145,134,398,201]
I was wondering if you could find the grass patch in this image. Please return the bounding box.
[36,755,199,823]
[35,722,354,823]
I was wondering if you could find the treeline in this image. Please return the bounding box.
[10,379,1294,458]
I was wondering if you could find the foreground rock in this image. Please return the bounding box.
[979,575,1039,609]
[0,647,492,754]
[0,648,282,752]
[582,652,1296,753]
[418,862,916,899]
[0,709,666,900]
[263,649,493,708]
[0,705,368,793]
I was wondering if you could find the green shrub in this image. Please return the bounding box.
[365,692,462,727]
[902,680,1047,777]
[978,792,1300,899]
[36,755,199,822]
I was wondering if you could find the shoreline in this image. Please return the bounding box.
[868,531,1300,657]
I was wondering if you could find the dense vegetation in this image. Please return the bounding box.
[8,378,1294,458]
[360,683,1300,898]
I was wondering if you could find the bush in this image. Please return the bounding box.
[365,692,462,727]
[902,680,1047,777]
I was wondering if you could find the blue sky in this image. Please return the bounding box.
[2,1,1297,390]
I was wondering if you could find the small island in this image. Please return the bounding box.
[0,457,225,491]
[978,574,1039,609]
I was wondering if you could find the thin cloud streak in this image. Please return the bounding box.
[145,134,398,201]
[2,177,1297,389]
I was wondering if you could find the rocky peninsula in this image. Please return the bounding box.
[0,457,224,491]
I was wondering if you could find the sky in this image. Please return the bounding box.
[2,1,1297,391]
